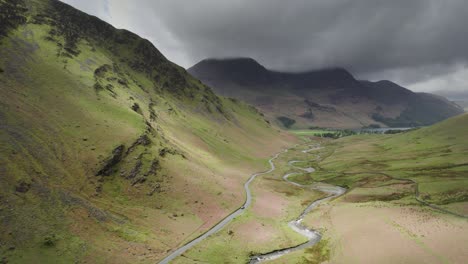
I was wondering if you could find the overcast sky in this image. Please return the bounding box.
[61,0,468,98]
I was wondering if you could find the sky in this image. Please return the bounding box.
[61,0,468,99]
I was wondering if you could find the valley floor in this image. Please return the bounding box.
[166,121,468,264]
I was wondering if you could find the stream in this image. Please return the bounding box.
[250,145,346,263]
[159,144,345,264]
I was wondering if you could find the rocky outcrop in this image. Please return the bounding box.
[96,145,125,176]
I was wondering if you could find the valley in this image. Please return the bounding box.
[167,114,468,263]
[0,1,467,264]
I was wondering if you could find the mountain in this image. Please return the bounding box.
[0,1,294,262]
[454,100,468,111]
[434,90,468,112]
[189,58,464,129]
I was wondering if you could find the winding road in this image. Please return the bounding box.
[159,149,288,264]
[159,144,345,264]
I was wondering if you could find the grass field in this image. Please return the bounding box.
[312,114,468,213]
[292,130,333,136]
[294,114,468,264]
[291,129,358,140]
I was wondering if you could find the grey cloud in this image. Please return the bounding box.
[62,0,110,20]
[61,0,468,92]
[148,0,468,74]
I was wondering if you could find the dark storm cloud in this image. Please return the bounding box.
[61,0,468,92]
[148,0,468,74]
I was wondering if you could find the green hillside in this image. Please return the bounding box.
[0,0,294,262]
[294,113,468,216]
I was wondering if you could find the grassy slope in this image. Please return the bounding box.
[283,114,468,264]
[297,113,468,215]
[0,0,295,263]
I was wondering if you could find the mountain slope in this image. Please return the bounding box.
[189,58,463,129]
[0,1,295,262]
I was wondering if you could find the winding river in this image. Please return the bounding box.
[250,149,345,263]
[158,144,345,264]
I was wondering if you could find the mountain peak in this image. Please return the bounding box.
[201,57,261,64]
[304,67,356,81]
[310,67,350,75]
[188,57,271,85]
[191,57,266,72]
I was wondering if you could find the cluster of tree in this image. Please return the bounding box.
[317,130,356,139]
[313,128,417,139]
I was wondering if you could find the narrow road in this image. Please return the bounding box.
[159,144,345,264]
[250,146,346,263]
[158,149,290,264]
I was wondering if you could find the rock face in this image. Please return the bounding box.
[189,58,464,128]
[96,145,125,176]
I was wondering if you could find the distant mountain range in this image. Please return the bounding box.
[434,90,468,112]
[189,58,464,128]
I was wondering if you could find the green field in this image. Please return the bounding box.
[300,114,468,216]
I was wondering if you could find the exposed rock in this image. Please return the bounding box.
[146,159,161,176]
[147,183,161,196]
[149,102,157,121]
[159,147,186,159]
[93,83,103,92]
[131,176,146,186]
[94,64,111,78]
[96,145,125,176]
[117,78,128,87]
[132,158,161,186]
[126,134,151,155]
[43,235,56,247]
[126,158,142,179]
[15,181,31,193]
[131,103,142,114]
[145,121,157,136]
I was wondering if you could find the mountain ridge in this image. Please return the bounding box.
[189,57,463,128]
